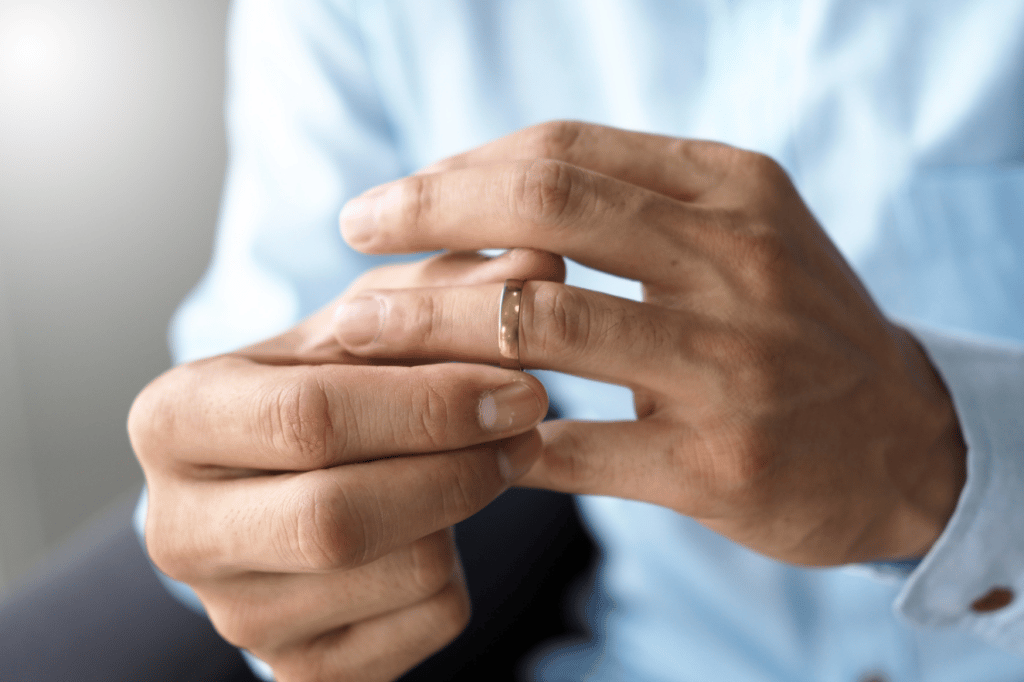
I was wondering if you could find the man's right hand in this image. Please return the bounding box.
[128,249,561,682]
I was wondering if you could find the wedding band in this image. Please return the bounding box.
[498,279,524,370]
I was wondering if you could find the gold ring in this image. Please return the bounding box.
[498,279,524,370]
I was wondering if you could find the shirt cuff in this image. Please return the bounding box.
[893,323,1024,654]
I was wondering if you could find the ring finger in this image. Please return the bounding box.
[195,529,460,653]
[265,578,470,682]
[333,281,700,394]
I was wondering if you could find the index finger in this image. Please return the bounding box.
[340,159,722,285]
[128,357,547,472]
[419,120,733,202]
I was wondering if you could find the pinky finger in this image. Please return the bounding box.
[265,579,471,682]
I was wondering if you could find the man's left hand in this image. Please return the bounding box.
[335,121,966,566]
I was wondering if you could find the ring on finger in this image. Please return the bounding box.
[498,279,524,370]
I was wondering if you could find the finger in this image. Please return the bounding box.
[130,358,547,471]
[266,578,470,682]
[521,419,728,519]
[197,530,461,653]
[146,430,541,577]
[340,158,720,285]
[238,248,566,365]
[419,120,735,202]
[450,246,566,285]
[335,282,694,393]
[354,247,566,290]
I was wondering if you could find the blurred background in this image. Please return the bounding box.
[0,0,231,595]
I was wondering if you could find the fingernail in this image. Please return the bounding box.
[496,437,537,482]
[333,296,384,347]
[340,183,403,245]
[478,382,542,433]
[339,195,377,244]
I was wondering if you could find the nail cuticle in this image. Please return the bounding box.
[334,295,386,347]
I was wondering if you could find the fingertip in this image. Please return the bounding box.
[461,248,566,285]
[339,184,388,250]
[505,247,567,283]
[341,181,413,254]
[497,429,543,483]
[339,201,374,252]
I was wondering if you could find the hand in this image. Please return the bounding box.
[337,121,967,566]
[128,248,562,681]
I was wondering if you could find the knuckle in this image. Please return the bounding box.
[706,425,776,495]
[427,584,472,642]
[126,366,190,465]
[264,374,338,469]
[523,120,586,161]
[738,230,791,286]
[711,331,779,402]
[400,175,430,230]
[143,503,205,583]
[126,385,160,457]
[711,219,792,305]
[206,599,270,651]
[746,151,788,182]
[408,533,458,599]
[143,522,189,581]
[679,425,773,503]
[513,158,582,226]
[734,151,794,203]
[287,479,366,571]
[524,283,591,360]
[670,139,743,195]
[370,176,431,248]
[540,426,600,491]
[437,458,493,520]
[406,380,451,450]
[403,292,443,347]
[139,483,196,581]
[689,137,737,161]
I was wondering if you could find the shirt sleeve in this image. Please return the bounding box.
[894,323,1024,655]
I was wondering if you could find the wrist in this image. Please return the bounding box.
[884,325,968,560]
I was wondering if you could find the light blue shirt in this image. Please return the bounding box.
[157,0,1024,679]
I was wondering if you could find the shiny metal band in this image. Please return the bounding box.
[498,279,524,370]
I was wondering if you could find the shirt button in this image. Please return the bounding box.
[860,674,887,682]
[970,587,1015,613]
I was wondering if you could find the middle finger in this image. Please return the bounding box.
[148,430,541,577]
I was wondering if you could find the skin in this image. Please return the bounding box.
[130,120,967,681]
[337,121,967,567]
[128,248,566,681]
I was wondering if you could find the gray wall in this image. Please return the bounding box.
[0,0,230,593]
